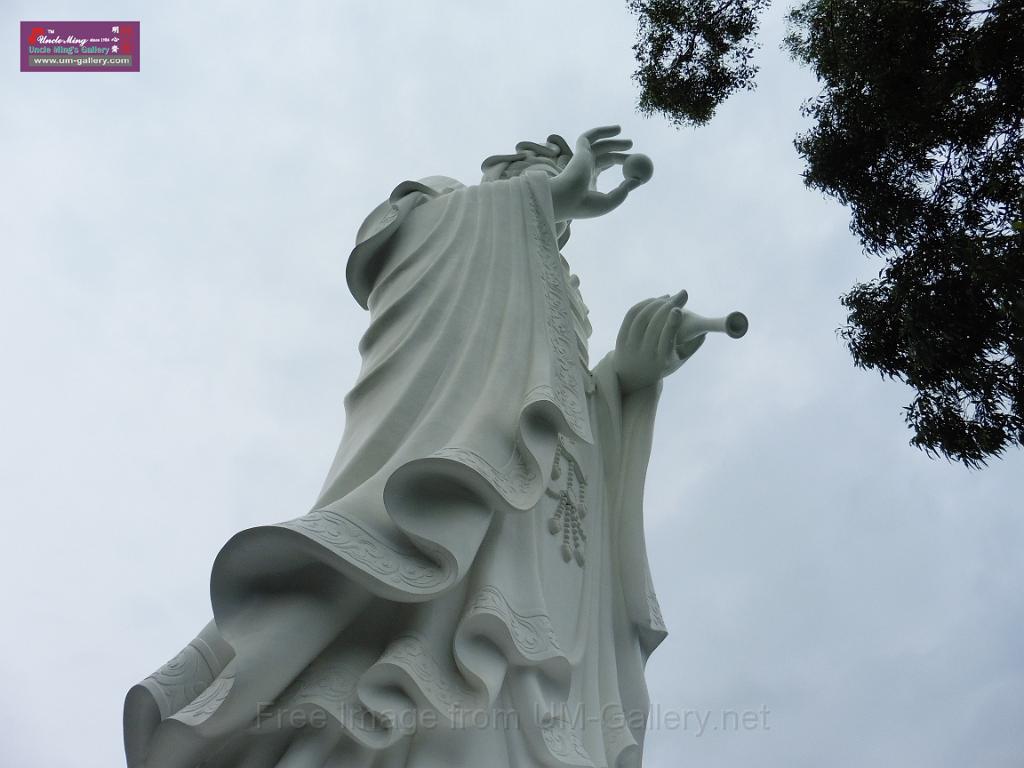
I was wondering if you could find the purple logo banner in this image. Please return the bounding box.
[21,21,140,72]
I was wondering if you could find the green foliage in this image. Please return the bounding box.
[629,0,771,126]
[786,0,1024,466]
[628,0,1023,465]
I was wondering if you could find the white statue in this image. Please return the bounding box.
[124,125,746,768]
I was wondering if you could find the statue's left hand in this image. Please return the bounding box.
[612,291,706,394]
[550,125,652,222]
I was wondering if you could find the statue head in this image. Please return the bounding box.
[480,134,572,182]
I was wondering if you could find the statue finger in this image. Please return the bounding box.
[581,124,621,143]
[576,181,633,218]
[617,297,656,348]
[647,290,686,348]
[515,140,561,158]
[595,153,630,172]
[643,300,676,350]
[590,139,633,157]
[629,296,668,346]
[658,307,684,358]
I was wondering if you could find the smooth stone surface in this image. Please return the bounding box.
[123,124,747,768]
[623,152,654,183]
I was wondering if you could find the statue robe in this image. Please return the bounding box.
[125,172,669,768]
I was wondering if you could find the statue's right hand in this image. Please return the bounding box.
[550,125,650,222]
[612,291,705,394]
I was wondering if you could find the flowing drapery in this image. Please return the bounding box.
[125,173,668,768]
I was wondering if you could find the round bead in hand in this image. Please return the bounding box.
[623,153,654,184]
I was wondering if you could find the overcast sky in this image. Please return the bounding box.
[1,2,1021,767]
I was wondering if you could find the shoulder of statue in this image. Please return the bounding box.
[346,176,466,309]
[355,177,462,244]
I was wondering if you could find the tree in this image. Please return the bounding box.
[629,0,771,126]
[786,0,1024,466]
[631,0,1024,466]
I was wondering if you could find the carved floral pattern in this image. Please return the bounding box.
[144,641,219,717]
[465,585,563,660]
[540,715,595,767]
[278,509,448,593]
[377,633,479,714]
[172,672,235,726]
[646,579,667,633]
[430,444,537,507]
[268,656,384,734]
[525,183,589,440]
